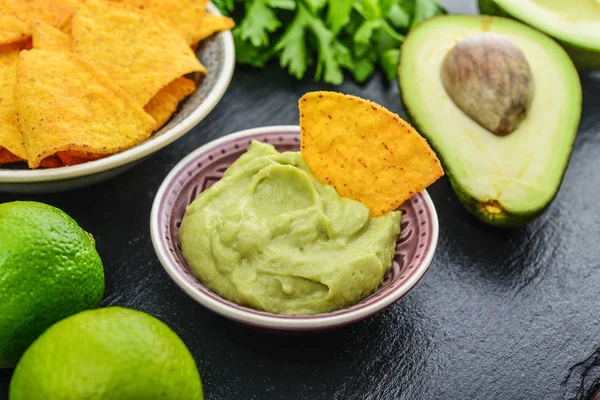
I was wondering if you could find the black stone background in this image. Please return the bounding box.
[2,1,600,399]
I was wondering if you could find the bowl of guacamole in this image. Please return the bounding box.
[151,126,439,331]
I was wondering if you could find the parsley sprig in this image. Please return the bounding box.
[213,0,446,85]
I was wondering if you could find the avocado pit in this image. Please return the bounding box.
[441,32,534,136]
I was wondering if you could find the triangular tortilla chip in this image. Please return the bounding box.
[144,77,196,130]
[109,0,209,46]
[144,90,178,131]
[195,13,235,43]
[0,42,27,163]
[163,77,196,101]
[16,49,156,169]
[72,0,206,107]
[0,15,31,46]
[0,0,77,30]
[299,92,444,217]
[31,20,72,51]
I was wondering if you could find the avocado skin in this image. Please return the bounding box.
[397,14,581,228]
[477,0,510,18]
[397,65,550,228]
[446,178,546,228]
[478,0,600,70]
[399,96,548,228]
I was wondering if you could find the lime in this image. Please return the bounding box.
[0,201,104,368]
[9,306,204,400]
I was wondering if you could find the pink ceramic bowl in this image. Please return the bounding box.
[150,125,439,331]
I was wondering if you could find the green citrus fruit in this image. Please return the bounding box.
[0,201,105,368]
[9,306,204,400]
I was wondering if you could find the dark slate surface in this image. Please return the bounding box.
[2,1,600,399]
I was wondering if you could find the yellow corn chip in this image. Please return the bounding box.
[0,15,30,46]
[59,13,73,35]
[72,0,206,107]
[31,20,72,51]
[144,77,196,130]
[195,13,235,43]
[144,91,177,131]
[16,49,156,169]
[162,77,196,101]
[110,0,209,46]
[299,92,444,217]
[0,42,28,163]
[0,0,77,30]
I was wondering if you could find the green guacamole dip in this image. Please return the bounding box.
[178,141,402,315]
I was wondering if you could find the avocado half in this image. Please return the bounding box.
[479,0,600,70]
[398,15,582,227]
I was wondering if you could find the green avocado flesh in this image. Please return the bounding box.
[399,15,582,226]
[178,141,401,315]
[479,0,600,69]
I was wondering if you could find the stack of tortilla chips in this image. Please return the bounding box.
[0,0,234,168]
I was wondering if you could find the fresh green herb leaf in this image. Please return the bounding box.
[352,40,367,58]
[373,26,402,54]
[380,20,405,42]
[352,51,377,83]
[379,0,395,16]
[238,0,282,47]
[357,0,381,20]
[333,41,354,70]
[386,4,410,31]
[274,10,309,79]
[380,48,400,82]
[224,0,446,85]
[326,0,353,36]
[396,0,414,18]
[354,19,382,45]
[265,0,296,10]
[304,4,348,85]
[233,30,274,67]
[343,7,365,37]
[411,0,447,29]
[304,0,327,13]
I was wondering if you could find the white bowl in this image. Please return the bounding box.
[150,126,439,332]
[0,3,234,194]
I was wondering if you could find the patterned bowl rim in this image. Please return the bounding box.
[0,3,234,184]
[150,125,439,331]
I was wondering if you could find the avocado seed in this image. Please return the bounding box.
[441,32,534,136]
